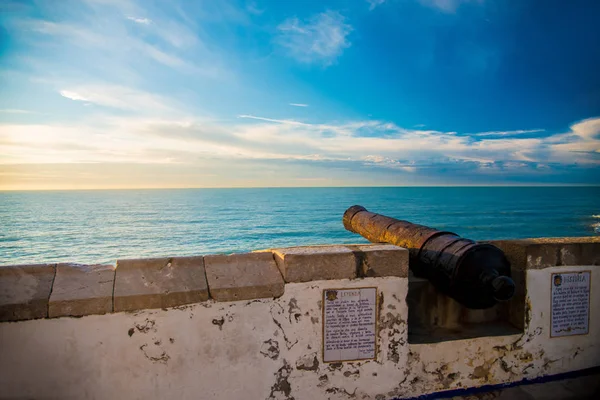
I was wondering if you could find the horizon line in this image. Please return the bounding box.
[1,184,600,192]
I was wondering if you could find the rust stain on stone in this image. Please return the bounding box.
[134,319,156,334]
[343,369,360,378]
[518,352,533,363]
[525,297,533,329]
[212,317,225,330]
[296,353,319,371]
[260,339,280,360]
[288,298,301,324]
[328,362,343,371]
[325,387,357,398]
[139,344,170,364]
[267,360,294,400]
[470,364,491,380]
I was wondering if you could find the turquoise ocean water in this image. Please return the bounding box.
[1,187,599,266]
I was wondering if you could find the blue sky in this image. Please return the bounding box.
[0,0,599,189]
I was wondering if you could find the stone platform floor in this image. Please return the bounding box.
[432,369,600,400]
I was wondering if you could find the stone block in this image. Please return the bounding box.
[580,242,600,265]
[347,244,408,278]
[526,243,558,269]
[272,245,356,283]
[0,264,56,322]
[488,240,528,270]
[113,256,208,312]
[204,252,284,301]
[558,244,582,266]
[49,263,115,318]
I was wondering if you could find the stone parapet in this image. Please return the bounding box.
[0,264,56,322]
[0,238,597,322]
[205,252,284,301]
[272,245,357,282]
[113,256,208,312]
[0,244,409,322]
[49,263,115,318]
[487,237,600,270]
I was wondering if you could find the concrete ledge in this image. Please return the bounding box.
[0,264,56,322]
[347,243,408,278]
[114,256,208,312]
[1,238,597,323]
[204,252,284,301]
[488,237,600,269]
[272,245,357,282]
[49,263,116,318]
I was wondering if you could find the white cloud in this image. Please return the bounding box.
[59,85,175,113]
[2,108,599,184]
[367,0,386,11]
[14,11,227,79]
[276,11,352,66]
[127,16,151,24]
[473,129,544,137]
[549,117,600,157]
[246,1,264,15]
[289,103,309,107]
[238,114,312,127]
[362,155,416,171]
[570,117,600,141]
[420,0,483,13]
[0,109,34,114]
[59,90,89,102]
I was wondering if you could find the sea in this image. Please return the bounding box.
[1,187,599,266]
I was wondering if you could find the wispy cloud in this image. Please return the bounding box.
[0,109,35,114]
[126,16,152,24]
[238,114,313,128]
[473,129,544,137]
[59,85,175,114]
[246,1,264,15]
[6,109,595,167]
[2,112,599,187]
[362,155,417,172]
[12,5,229,80]
[420,0,483,13]
[367,0,386,11]
[549,117,600,157]
[275,11,352,66]
[570,117,600,141]
[289,103,309,107]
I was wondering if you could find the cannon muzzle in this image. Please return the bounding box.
[343,205,515,309]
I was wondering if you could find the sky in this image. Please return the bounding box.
[0,0,599,190]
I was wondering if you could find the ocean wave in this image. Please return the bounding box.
[593,222,600,233]
[593,214,600,218]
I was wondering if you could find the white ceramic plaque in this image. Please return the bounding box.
[322,287,377,362]
[551,271,591,338]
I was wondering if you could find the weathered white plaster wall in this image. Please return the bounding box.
[0,277,409,400]
[0,266,598,400]
[406,265,599,395]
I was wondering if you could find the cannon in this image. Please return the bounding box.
[343,205,515,309]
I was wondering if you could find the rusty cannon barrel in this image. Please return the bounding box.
[343,205,515,309]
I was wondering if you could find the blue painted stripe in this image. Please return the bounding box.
[395,365,600,400]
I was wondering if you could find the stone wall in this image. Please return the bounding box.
[0,238,598,400]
